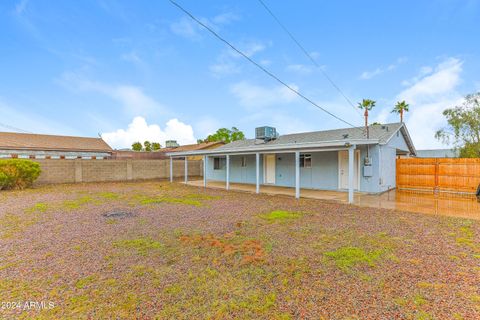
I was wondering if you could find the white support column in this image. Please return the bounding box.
[348,145,355,204]
[169,157,173,182]
[255,153,260,194]
[203,156,207,187]
[295,151,300,199]
[226,154,230,190]
[184,157,188,184]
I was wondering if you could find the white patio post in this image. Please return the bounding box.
[169,157,173,182]
[348,145,355,204]
[184,156,188,184]
[255,153,260,194]
[226,154,230,190]
[203,155,207,187]
[295,151,300,199]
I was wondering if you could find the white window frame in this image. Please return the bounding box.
[213,157,226,170]
[300,154,312,168]
[241,156,247,167]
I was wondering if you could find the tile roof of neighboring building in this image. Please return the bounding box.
[163,141,225,153]
[0,132,113,152]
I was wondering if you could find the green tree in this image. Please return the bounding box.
[391,100,410,123]
[132,142,143,151]
[435,92,480,158]
[357,99,376,139]
[143,141,152,152]
[151,142,161,151]
[204,127,245,144]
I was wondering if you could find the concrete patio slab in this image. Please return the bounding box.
[187,180,480,220]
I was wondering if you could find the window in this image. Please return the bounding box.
[241,156,247,167]
[213,157,226,170]
[300,154,312,168]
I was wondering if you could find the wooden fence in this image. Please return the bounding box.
[396,158,480,194]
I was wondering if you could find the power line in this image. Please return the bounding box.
[256,0,362,118]
[169,0,360,129]
[0,122,31,133]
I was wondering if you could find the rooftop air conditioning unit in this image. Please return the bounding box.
[165,140,179,148]
[255,126,278,141]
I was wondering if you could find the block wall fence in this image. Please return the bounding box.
[33,159,203,185]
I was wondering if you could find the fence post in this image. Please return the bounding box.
[434,159,439,194]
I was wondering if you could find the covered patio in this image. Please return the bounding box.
[168,143,362,203]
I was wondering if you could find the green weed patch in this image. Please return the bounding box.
[323,246,384,271]
[258,210,303,222]
[114,237,163,256]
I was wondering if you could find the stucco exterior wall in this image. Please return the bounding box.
[358,145,381,193]
[206,150,386,193]
[386,130,410,152]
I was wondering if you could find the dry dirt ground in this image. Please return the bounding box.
[0,181,479,319]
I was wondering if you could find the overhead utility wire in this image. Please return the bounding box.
[169,0,360,129]
[256,0,362,118]
[0,122,32,133]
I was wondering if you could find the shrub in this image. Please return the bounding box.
[0,159,41,190]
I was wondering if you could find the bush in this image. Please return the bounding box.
[0,159,41,190]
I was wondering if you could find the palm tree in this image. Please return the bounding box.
[391,100,410,123]
[357,99,376,139]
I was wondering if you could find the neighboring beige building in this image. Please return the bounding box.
[0,131,112,159]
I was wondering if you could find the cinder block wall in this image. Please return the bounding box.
[34,159,202,185]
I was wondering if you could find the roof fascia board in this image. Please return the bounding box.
[167,139,376,157]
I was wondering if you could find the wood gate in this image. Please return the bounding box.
[396,158,480,194]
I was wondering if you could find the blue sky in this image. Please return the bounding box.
[1,0,479,149]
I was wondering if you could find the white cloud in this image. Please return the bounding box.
[209,58,241,77]
[212,12,240,25]
[171,11,240,40]
[397,57,463,149]
[286,64,312,75]
[0,99,79,136]
[121,51,142,65]
[210,41,268,77]
[401,66,433,86]
[14,0,29,15]
[58,72,167,116]
[398,58,462,103]
[360,57,407,80]
[230,81,299,108]
[170,17,201,39]
[102,116,196,149]
[240,41,266,57]
[194,116,222,138]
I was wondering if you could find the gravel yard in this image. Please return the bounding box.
[1,181,479,319]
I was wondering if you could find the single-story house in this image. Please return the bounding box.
[0,131,113,159]
[167,123,416,203]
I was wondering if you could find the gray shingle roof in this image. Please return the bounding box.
[216,123,404,151]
